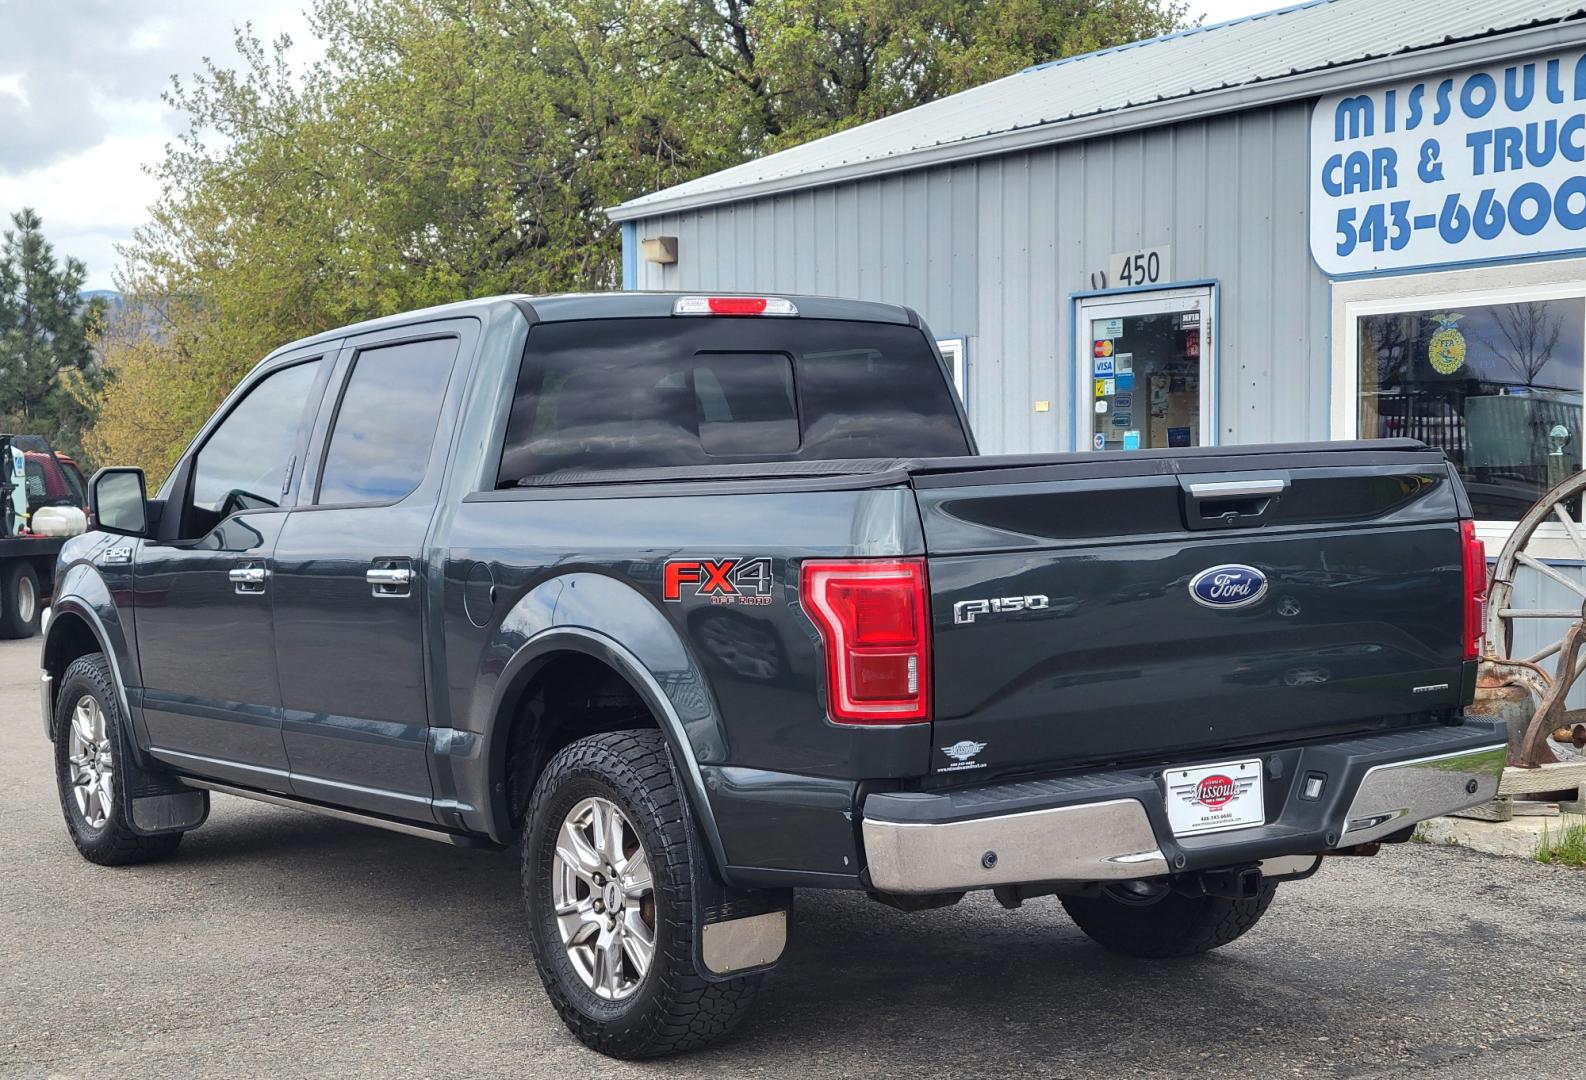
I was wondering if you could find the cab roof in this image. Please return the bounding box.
[268,291,919,361]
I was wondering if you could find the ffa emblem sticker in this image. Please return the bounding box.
[1428,313,1467,375]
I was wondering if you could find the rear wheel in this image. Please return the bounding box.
[1060,881,1277,958]
[522,730,762,1058]
[0,561,41,639]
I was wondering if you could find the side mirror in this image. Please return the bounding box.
[89,467,150,538]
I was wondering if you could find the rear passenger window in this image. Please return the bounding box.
[316,337,458,505]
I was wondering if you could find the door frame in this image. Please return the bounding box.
[1070,281,1219,452]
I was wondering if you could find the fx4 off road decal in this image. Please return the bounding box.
[662,558,774,606]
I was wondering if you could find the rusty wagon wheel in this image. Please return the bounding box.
[1486,468,1586,765]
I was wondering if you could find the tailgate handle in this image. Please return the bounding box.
[1186,479,1288,498]
[1181,474,1288,529]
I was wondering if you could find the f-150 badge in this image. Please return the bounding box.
[952,594,1050,624]
[1188,565,1268,610]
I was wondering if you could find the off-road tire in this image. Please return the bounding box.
[1061,883,1277,958]
[53,653,184,865]
[0,560,42,638]
[522,730,762,1058]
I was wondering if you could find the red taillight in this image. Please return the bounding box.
[801,558,930,724]
[1461,519,1487,661]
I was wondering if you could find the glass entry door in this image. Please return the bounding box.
[1076,287,1213,452]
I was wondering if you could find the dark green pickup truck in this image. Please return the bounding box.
[44,291,1503,1058]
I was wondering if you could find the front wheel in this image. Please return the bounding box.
[53,653,184,865]
[522,730,762,1059]
[1060,881,1277,958]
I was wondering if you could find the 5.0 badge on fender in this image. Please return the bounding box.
[1188,564,1268,610]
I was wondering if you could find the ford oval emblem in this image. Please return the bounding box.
[1188,564,1268,609]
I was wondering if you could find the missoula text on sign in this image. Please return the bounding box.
[1309,50,1586,275]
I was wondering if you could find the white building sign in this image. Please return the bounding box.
[1310,49,1586,276]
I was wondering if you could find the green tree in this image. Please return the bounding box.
[0,209,106,461]
[665,0,1189,148]
[91,0,1188,477]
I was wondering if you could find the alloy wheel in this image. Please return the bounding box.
[66,695,113,829]
[551,796,656,1001]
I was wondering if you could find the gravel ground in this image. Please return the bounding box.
[3,637,1584,1078]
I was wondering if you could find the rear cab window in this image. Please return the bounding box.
[497,318,968,486]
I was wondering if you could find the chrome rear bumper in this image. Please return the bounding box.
[1340,743,1505,844]
[862,733,1505,895]
[863,798,1168,894]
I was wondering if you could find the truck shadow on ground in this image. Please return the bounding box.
[160,799,1507,1075]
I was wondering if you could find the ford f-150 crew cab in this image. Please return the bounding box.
[45,292,1505,1059]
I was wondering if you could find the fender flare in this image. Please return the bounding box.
[42,571,137,742]
[484,626,731,871]
[475,571,733,872]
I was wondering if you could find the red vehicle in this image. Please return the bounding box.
[0,435,90,638]
[25,451,89,513]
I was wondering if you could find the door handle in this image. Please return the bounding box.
[366,567,413,587]
[367,565,414,596]
[229,565,268,594]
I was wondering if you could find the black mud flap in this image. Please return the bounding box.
[673,757,791,981]
[689,849,792,982]
[110,712,208,836]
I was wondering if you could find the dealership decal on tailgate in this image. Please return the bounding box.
[1164,758,1264,837]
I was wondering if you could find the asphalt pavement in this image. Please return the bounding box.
[3,636,1585,1079]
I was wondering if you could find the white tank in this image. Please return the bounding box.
[30,505,88,537]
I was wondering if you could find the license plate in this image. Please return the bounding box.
[1164,758,1264,837]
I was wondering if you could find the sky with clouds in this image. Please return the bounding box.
[0,0,1278,291]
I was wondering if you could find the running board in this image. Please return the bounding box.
[181,778,499,849]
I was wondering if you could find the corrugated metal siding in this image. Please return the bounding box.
[632,163,980,335]
[629,101,1331,453]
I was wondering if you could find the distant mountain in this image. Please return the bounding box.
[80,289,124,310]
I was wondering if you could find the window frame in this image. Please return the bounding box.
[1332,259,1586,554]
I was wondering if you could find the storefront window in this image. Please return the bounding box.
[1357,298,1585,520]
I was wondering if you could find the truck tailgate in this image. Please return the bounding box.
[912,442,1473,779]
